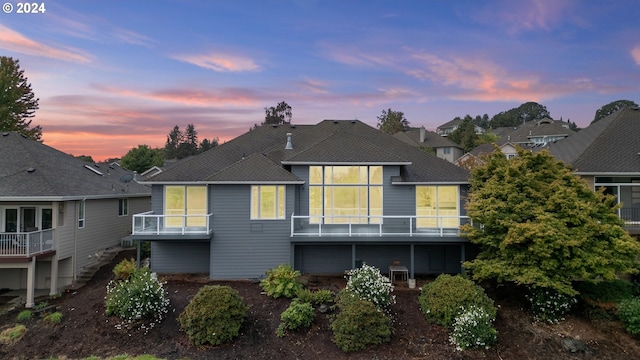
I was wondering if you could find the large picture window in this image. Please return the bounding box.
[251,185,285,219]
[309,165,383,224]
[164,186,207,227]
[416,186,459,228]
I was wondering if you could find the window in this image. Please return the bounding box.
[251,185,285,219]
[118,198,128,216]
[309,166,383,224]
[78,200,85,229]
[164,186,207,227]
[41,208,53,230]
[415,186,459,228]
[443,147,451,155]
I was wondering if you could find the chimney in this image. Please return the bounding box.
[420,126,426,143]
[285,133,293,150]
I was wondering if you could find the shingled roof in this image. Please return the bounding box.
[147,120,469,184]
[0,132,150,200]
[547,107,640,174]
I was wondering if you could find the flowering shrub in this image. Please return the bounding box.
[178,285,247,346]
[277,299,316,337]
[345,263,395,313]
[260,264,304,299]
[617,297,640,335]
[526,287,576,323]
[449,305,497,350]
[419,274,496,328]
[105,267,170,331]
[330,290,392,352]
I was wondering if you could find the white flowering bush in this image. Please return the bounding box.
[105,267,170,330]
[449,305,497,350]
[345,263,395,313]
[525,287,576,324]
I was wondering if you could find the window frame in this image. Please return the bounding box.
[164,185,208,227]
[251,185,286,220]
[78,200,85,229]
[415,185,459,228]
[118,198,129,216]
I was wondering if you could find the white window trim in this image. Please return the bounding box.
[251,185,286,220]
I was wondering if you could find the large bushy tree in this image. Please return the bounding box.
[489,102,550,128]
[448,116,478,152]
[592,100,638,124]
[121,145,164,173]
[377,108,409,134]
[0,56,42,140]
[462,148,640,296]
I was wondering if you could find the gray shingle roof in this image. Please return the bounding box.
[0,132,150,199]
[496,118,575,145]
[148,120,469,184]
[547,107,640,173]
[393,128,462,149]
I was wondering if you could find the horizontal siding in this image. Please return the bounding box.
[151,241,210,273]
[209,184,292,279]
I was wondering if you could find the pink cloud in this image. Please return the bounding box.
[481,0,582,34]
[173,52,260,72]
[632,46,640,66]
[0,25,92,63]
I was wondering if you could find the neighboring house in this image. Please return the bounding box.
[456,142,518,168]
[0,132,151,307]
[547,107,640,235]
[394,127,464,163]
[496,117,575,147]
[131,120,473,280]
[436,118,485,137]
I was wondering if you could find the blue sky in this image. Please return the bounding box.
[2,0,639,160]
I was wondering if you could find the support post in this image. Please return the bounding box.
[49,253,58,297]
[26,256,36,308]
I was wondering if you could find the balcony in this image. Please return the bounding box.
[291,214,472,238]
[131,211,214,239]
[0,229,55,258]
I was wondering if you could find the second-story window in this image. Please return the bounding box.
[164,186,207,227]
[78,200,85,229]
[118,198,128,216]
[309,166,383,224]
[415,186,458,228]
[251,185,285,219]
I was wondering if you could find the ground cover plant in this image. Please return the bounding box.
[260,264,304,299]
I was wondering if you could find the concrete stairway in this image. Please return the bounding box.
[66,246,124,290]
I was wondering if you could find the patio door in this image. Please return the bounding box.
[21,207,37,232]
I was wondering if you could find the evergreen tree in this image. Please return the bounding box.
[0,56,42,140]
[263,101,292,125]
[377,108,409,134]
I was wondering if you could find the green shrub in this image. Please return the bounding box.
[345,263,395,313]
[16,310,32,322]
[418,274,496,329]
[276,299,315,337]
[43,311,63,325]
[178,285,247,346]
[313,289,335,304]
[449,305,497,350]
[575,279,634,303]
[330,290,392,352]
[105,267,170,330]
[526,287,576,324]
[113,258,137,280]
[618,297,640,335]
[34,301,48,310]
[296,288,314,304]
[260,264,304,299]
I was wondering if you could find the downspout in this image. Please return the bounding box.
[73,200,77,282]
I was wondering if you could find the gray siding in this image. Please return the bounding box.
[151,241,210,273]
[151,185,164,214]
[294,244,352,274]
[209,184,293,279]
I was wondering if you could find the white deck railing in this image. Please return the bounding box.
[132,211,213,235]
[0,229,55,257]
[291,214,472,237]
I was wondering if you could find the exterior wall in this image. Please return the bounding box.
[151,241,210,273]
[208,184,293,279]
[436,147,464,163]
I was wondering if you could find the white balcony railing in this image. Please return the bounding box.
[0,229,55,257]
[291,214,472,237]
[132,211,213,235]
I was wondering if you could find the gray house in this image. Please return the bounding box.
[547,107,640,235]
[0,132,151,307]
[394,127,465,163]
[131,120,473,280]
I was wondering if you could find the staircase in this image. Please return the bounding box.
[66,246,124,290]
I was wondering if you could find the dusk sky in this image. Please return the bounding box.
[2,0,640,161]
